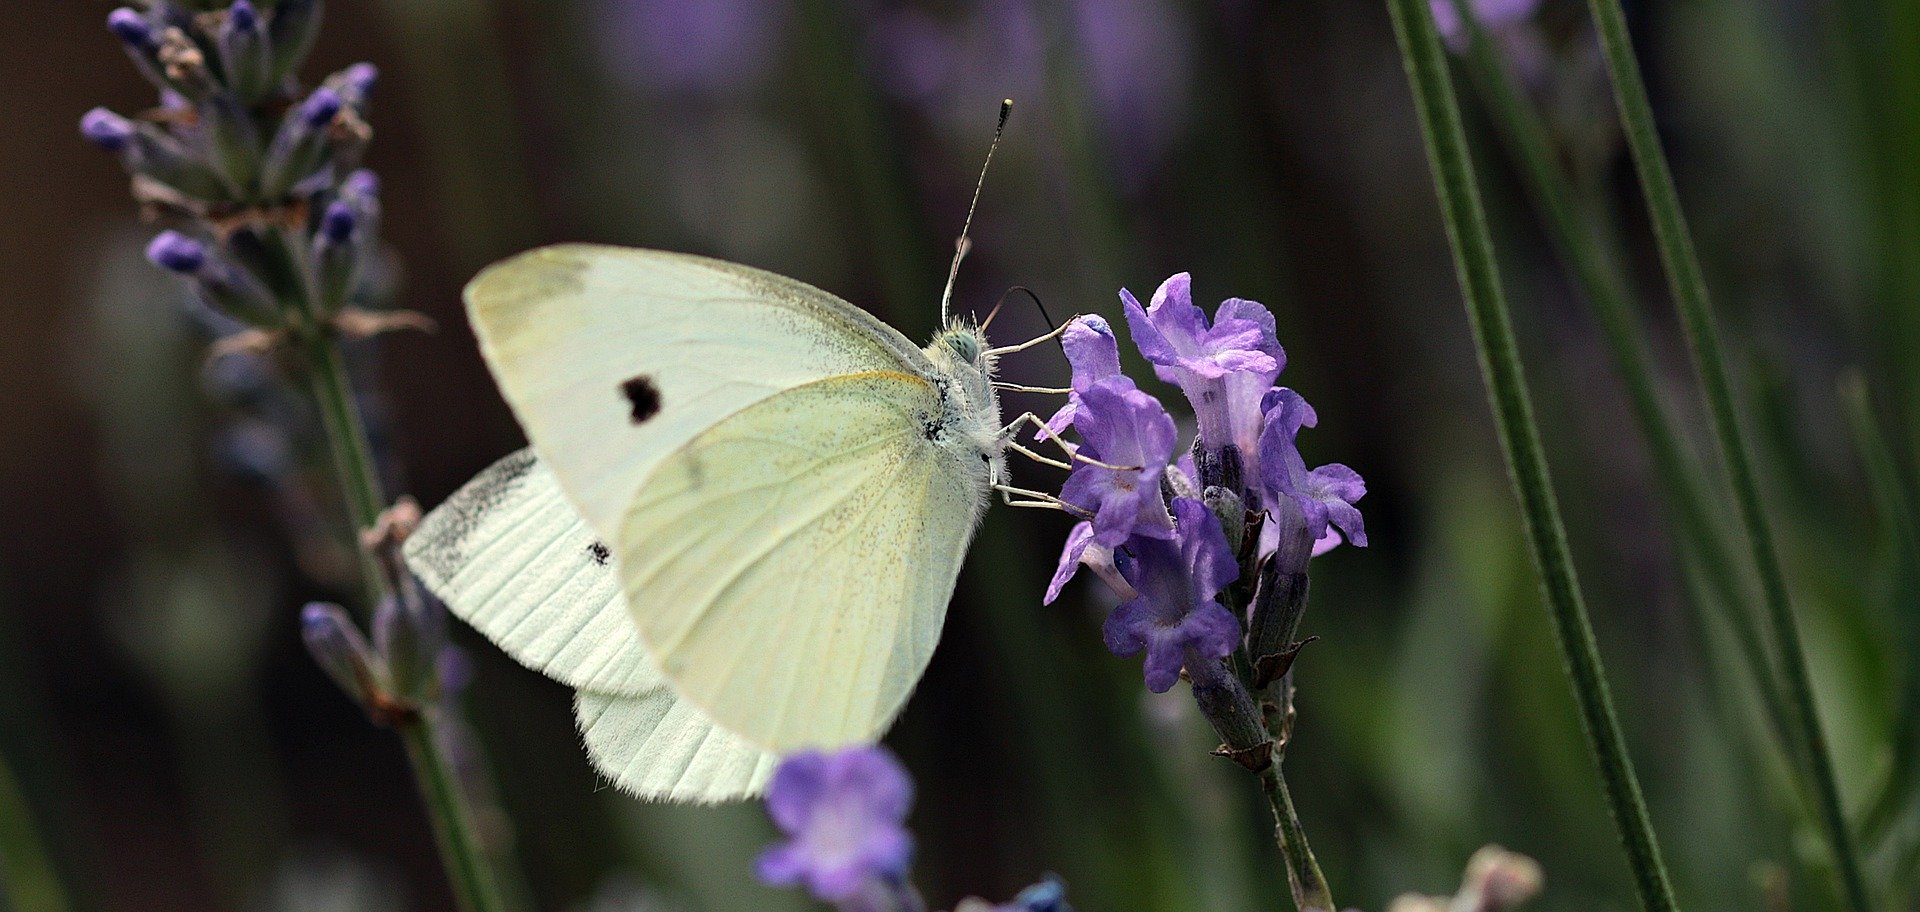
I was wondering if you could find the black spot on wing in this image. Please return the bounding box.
[621,375,661,424]
[587,542,611,565]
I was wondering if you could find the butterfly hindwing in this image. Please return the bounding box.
[405,450,780,802]
[618,371,986,751]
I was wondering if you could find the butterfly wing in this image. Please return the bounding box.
[618,371,988,751]
[465,244,932,542]
[405,450,779,801]
[575,690,778,803]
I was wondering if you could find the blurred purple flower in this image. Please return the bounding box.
[758,746,915,903]
[1060,379,1177,546]
[595,0,787,96]
[1103,497,1241,693]
[1068,0,1192,188]
[1429,0,1541,44]
[863,0,1190,187]
[1121,273,1284,467]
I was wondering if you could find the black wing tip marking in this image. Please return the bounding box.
[621,375,662,424]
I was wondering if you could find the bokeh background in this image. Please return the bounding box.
[4,1,1915,911]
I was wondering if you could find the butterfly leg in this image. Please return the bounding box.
[994,484,1094,519]
[998,411,1141,472]
[993,382,1072,394]
[984,319,1075,356]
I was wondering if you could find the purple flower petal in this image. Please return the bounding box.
[757,746,916,904]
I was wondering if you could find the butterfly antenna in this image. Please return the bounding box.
[941,99,1013,325]
[982,285,1053,334]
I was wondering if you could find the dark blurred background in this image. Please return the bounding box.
[4,1,1914,911]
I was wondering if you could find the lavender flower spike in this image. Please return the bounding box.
[1121,274,1284,485]
[80,108,135,152]
[1103,497,1242,693]
[1060,379,1178,546]
[758,746,916,903]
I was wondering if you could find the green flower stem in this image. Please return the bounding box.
[1258,761,1333,912]
[1582,1,1872,908]
[298,330,509,912]
[1839,375,1920,848]
[0,747,72,912]
[1381,1,1681,910]
[1445,0,1802,780]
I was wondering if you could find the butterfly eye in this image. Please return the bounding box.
[945,333,980,362]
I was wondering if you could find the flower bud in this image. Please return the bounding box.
[260,88,341,198]
[326,62,378,111]
[80,108,135,152]
[301,601,378,706]
[1190,655,1272,771]
[217,0,275,102]
[1247,499,1314,687]
[312,199,360,313]
[145,231,206,273]
[106,8,177,93]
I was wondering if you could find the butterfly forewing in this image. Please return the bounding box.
[467,244,932,541]
[617,371,983,751]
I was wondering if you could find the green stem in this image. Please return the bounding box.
[398,718,506,912]
[1839,375,1920,848]
[0,748,72,912]
[1581,2,1873,908]
[1381,1,1681,910]
[1258,763,1333,912]
[1446,0,1804,786]
[298,332,508,912]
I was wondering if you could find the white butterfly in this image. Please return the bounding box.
[405,243,1069,803]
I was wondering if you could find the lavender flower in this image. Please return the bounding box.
[1103,498,1242,693]
[1059,379,1177,546]
[1121,273,1284,493]
[757,746,916,904]
[80,108,135,152]
[1259,390,1367,548]
[1040,314,1126,438]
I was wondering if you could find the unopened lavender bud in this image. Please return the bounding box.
[146,231,207,273]
[326,62,378,109]
[267,0,324,85]
[1190,656,1272,771]
[299,87,343,128]
[260,88,340,198]
[1202,485,1245,556]
[106,8,158,50]
[302,601,378,706]
[107,8,180,91]
[1194,442,1246,503]
[312,199,360,312]
[1009,877,1072,912]
[218,0,274,101]
[80,108,135,152]
[1247,499,1314,687]
[374,588,447,705]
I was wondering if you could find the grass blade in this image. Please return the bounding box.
[1381,1,1681,908]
